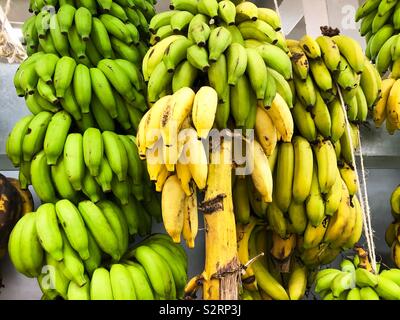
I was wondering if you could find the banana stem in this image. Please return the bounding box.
[202,139,240,300]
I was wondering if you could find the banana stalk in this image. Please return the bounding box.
[201,139,240,300]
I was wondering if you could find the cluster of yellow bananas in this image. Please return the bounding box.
[316,249,400,300]
[373,77,400,134]
[237,219,308,301]
[356,0,400,75]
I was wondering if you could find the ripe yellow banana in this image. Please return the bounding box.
[192,86,218,138]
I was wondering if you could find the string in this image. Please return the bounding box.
[337,85,377,273]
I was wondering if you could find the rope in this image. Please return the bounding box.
[337,86,377,273]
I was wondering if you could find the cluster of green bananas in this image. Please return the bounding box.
[356,0,400,75]
[13,53,146,133]
[6,113,161,219]
[9,204,186,300]
[386,185,400,268]
[237,219,309,301]
[288,34,381,130]
[373,77,400,134]
[22,0,153,60]
[142,0,295,129]
[315,253,400,300]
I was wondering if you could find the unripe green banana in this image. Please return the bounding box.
[82,171,104,203]
[109,264,137,300]
[91,17,113,58]
[73,64,92,114]
[67,275,90,300]
[83,231,102,276]
[102,131,128,182]
[36,203,64,262]
[293,74,317,108]
[64,133,85,191]
[60,231,87,287]
[31,150,58,203]
[90,67,118,118]
[44,111,72,165]
[90,268,114,300]
[60,87,82,121]
[75,7,92,41]
[275,142,294,213]
[172,60,198,93]
[51,157,79,203]
[186,44,210,72]
[231,75,252,127]
[35,53,59,84]
[78,200,121,261]
[227,42,248,86]
[292,101,317,142]
[37,78,58,104]
[54,56,77,99]
[147,62,173,103]
[293,136,314,203]
[7,115,34,167]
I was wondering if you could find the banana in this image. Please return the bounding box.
[310,58,333,92]
[22,111,52,162]
[355,267,378,288]
[324,168,342,216]
[217,0,236,25]
[370,24,395,61]
[230,74,253,126]
[74,7,92,42]
[90,17,113,59]
[339,163,358,197]
[100,14,133,45]
[388,79,400,128]
[331,271,355,298]
[288,44,309,80]
[192,86,218,138]
[60,87,82,121]
[258,8,281,31]
[255,107,277,156]
[293,74,317,108]
[171,60,198,93]
[314,137,338,194]
[170,0,198,14]
[53,56,76,99]
[332,35,365,74]
[35,53,59,84]
[376,35,399,74]
[109,264,137,300]
[90,268,114,300]
[161,175,187,243]
[147,62,173,103]
[124,262,154,300]
[90,96,116,132]
[78,200,121,261]
[299,35,321,59]
[251,140,273,203]
[316,36,341,71]
[288,201,307,235]
[37,78,58,104]
[41,254,69,299]
[133,245,173,299]
[329,99,346,143]
[268,67,293,107]
[375,276,400,300]
[188,18,210,47]
[49,13,70,56]
[305,163,325,227]
[227,43,248,86]
[324,180,351,244]
[232,177,250,225]
[90,67,117,118]
[72,64,92,114]
[391,186,400,215]
[63,133,85,191]
[288,263,308,300]
[292,136,314,203]
[197,0,218,18]
[182,186,198,248]
[360,287,380,300]
[102,131,128,182]
[262,93,294,142]
[8,215,33,277]
[31,150,58,203]
[248,227,289,300]
[355,0,380,21]
[60,231,86,287]
[67,275,90,300]
[35,10,51,39]
[51,157,78,203]
[207,26,232,63]
[35,203,63,262]
[6,115,34,167]
[114,59,144,92]
[44,111,72,165]
[380,269,400,287]
[245,48,268,100]
[19,213,44,277]
[160,87,195,149]
[97,59,135,103]
[81,128,103,177]
[82,172,104,203]
[270,232,296,261]
[274,142,294,212]
[257,43,292,80]
[361,58,382,109]
[119,195,142,236]
[303,217,329,249]
[374,79,395,128]
[238,19,278,44]
[292,101,317,142]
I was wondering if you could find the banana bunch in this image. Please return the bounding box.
[315,252,400,300]
[13,55,147,131]
[372,77,400,134]
[22,1,153,60]
[28,0,156,15]
[9,208,187,301]
[356,0,400,75]
[142,0,295,130]
[236,219,308,301]
[6,119,161,221]
[287,34,381,135]
[386,185,400,268]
